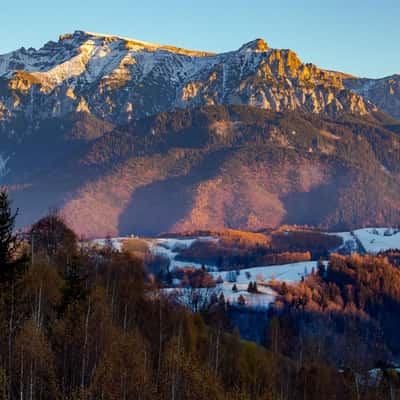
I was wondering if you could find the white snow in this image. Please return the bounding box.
[353,228,400,254]
[167,261,316,310]
[89,235,319,309]
[148,237,218,271]
[328,231,359,253]
[332,231,354,244]
[327,228,400,254]
[91,237,126,251]
[212,261,317,285]
[209,261,317,309]
[218,282,277,309]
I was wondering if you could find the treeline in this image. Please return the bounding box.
[0,189,399,399]
[269,253,400,368]
[176,228,340,269]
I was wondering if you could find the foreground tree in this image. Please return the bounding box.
[0,189,29,398]
[30,211,77,266]
[0,190,27,283]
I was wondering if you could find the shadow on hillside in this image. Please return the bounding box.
[118,148,232,236]
[281,174,347,229]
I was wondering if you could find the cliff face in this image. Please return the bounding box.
[344,75,400,119]
[0,31,374,139]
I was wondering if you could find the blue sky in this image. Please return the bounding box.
[1,0,399,78]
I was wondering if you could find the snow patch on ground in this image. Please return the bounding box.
[353,228,400,254]
[219,282,277,309]
[91,237,126,251]
[328,231,359,253]
[148,237,218,271]
[212,261,317,285]
[210,261,317,308]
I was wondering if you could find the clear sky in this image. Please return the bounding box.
[1,0,399,78]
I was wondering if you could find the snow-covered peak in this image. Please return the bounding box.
[58,30,216,56]
[0,31,214,79]
[0,31,375,129]
[238,38,270,53]
[59,30,164,50]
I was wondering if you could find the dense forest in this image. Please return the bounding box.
[175,228,342,268]
[0,189,400,399]
[5,106,400,237]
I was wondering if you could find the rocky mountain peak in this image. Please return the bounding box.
[238,38,270,53]
[0,31,387,136]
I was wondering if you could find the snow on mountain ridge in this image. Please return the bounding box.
[0,31,376,132]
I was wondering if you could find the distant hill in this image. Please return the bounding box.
[2,106,400,236]
[1,32,400,236]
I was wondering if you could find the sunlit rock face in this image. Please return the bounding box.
[0,31,376,139]
[344,75,400,120]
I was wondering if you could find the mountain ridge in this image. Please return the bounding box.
[0,30,379,138]
[1,32,400,236]
[2,105,399,237]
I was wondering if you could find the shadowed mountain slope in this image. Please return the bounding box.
[2,106,400,237]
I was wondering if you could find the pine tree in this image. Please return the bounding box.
[219,292,225,304]
[0,190,27,283]
[253,281,258,293]
[280,281,289,295]
[58,256,88,316]
[317,259,326,278]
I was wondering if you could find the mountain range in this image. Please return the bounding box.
[0,31,399,237]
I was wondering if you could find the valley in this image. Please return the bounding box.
[91,225,400,310]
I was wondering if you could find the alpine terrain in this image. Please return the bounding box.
[0,31,399,236]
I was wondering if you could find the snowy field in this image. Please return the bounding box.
[218,282,277,308]
[210,261,317,308]
[90,228,400,310]
[353,228,400,254]
[89,236,321,309]
[212,261,317,284]
[166,261,317,309]
[147,237,218,271]
[328,228,400,254]
[91,237,126,251]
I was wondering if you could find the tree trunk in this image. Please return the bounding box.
[81,296,91,390]
[9,283,15,397]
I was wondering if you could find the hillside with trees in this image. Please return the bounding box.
[269,253,400,368]
[3,106,400,237]
[0,189,399,399]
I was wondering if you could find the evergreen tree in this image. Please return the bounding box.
[317,259,326,278]
[58,256,88,316]
[0,190,27,283]
[280,281,289,295]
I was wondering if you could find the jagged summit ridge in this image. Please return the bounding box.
[58,30,216,56]
[238,38,270,53]
[0,31,378,135]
